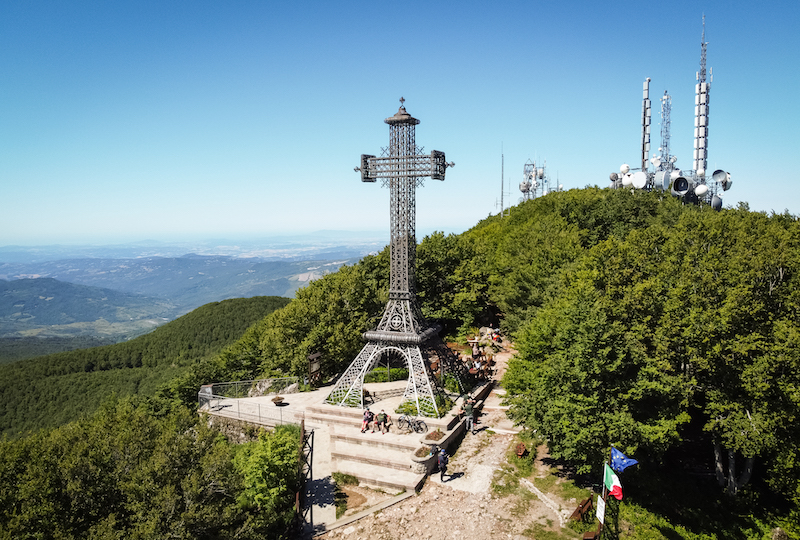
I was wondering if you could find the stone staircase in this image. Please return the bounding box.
[305,402,457,493]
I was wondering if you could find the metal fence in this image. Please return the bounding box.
[200,377,300,399]
[198,376,303,427]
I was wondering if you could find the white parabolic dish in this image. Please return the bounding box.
[631,171,647,189]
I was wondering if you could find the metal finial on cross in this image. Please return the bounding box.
[399,96,405,107]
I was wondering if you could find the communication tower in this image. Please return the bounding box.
[520,159,558,200]
[520,160,535,201]
[641,78,652,173]
[658,91,674,171]
[693,15,711,180]
[608,17,732,210]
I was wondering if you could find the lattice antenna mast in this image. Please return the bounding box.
[659,91,673,171]
[693,15,712,180]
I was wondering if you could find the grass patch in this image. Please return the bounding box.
[521,523,578,539]
[332,472,359,486]
[491,463,522,497]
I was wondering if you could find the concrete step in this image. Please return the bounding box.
[331,439,413,472]
[330,430,419,453]
[332,459,425,493]
[306,403,457,432]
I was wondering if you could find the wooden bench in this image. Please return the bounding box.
[569,497,594,522]
[582,529,600,540]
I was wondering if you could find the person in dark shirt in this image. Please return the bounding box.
[438,449,449,481]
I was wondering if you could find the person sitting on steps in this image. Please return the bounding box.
[361,408,374,433]
[375,409,389,434]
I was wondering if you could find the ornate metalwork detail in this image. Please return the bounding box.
[327,100,455,417]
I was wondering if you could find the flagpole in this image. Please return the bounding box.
[598,446,613,538]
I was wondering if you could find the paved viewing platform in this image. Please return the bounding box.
[200,347,520,536]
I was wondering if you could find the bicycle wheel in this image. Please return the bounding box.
[414,420,428,433]
[398,416,411,431]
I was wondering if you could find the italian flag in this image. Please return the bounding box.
[604,463,623,500]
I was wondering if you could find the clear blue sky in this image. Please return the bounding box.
[1,1,798,245]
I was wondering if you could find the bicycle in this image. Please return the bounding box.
[398,414,428,433]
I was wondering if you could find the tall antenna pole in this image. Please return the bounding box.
[641,78,652,172]
[501,146,505,217]
[694,15,711,179]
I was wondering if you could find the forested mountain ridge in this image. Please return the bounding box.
[0,277,177,339]
[0,295,291,437]
[175,188,800,535]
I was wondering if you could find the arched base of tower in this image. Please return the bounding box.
[325,340,442,417]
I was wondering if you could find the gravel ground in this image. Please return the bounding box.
[321,432,577,540]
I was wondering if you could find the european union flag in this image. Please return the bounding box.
[611,447,638,473]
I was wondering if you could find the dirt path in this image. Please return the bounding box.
[321,432,575,540]
[320,340,585,540]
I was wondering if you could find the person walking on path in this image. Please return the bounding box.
[461,397,475,435]
[438,449,449,482]
[361,408,374,433]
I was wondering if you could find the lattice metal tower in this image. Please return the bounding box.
[658,91,674,172]
[325,99,459,417]
[693,15,711,180]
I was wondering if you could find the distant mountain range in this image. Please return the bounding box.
[0,234,386,341]
[0,277,176,339]
[0,255,359,311]
[0,231,388,263]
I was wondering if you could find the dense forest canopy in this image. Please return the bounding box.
[172,188,800,533]
[0,296,290,437]
[0,396,301,539]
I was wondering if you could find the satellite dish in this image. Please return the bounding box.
[620,164,630,174]
[653,157,662,168]
[653,170,669,191]
[519,182,529,193]
[695,183,709,197]
[622,173,633,187]
[671,176,691,197]
[538,168,545,179]
[632,171,648,189]
[711,194,723,210]
[670,170,681,181]
[712,169,732,191]
[610,172,619,182]
[697,168,705,177]
[670,156,678,163]
[559,184,564,191]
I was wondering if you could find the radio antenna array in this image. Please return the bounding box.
[608,16,731,210]
[641,78,652,173]
[693,14,711,182]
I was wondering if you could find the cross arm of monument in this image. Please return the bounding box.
[354,151,455,182]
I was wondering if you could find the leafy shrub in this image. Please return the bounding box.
[363,367,409,383]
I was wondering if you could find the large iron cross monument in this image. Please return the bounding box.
[325,99,455,417]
